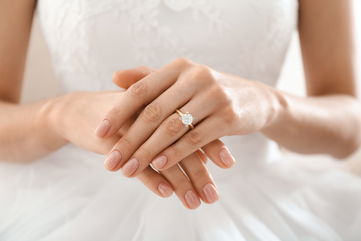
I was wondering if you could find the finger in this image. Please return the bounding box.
[152,115,221,171]
[120,92,215,177]
[105,78,197,172]
[179,151,219,204]
[112,66,154,89]
[160,162,201,209]
[96,58,191,138]
[137,166,174,198]
[202,139,236,168]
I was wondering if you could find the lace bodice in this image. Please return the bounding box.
[37,0,298,92]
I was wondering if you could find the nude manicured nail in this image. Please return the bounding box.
[122,158,139,177]
[203,183,219,203]
[152,155,167,170]
[185,190,201,209]
[219,148,236,167]
[104,150,122,170]
[158,183,173,197]
[95,119,111,137]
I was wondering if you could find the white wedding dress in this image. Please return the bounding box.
[1,0,361,240]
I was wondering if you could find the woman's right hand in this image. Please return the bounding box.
[48,91,125,155]
[47,90,220,209]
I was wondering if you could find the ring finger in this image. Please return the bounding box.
[104,77,196,172]
[121,93,216,177]
[153,114,223,171]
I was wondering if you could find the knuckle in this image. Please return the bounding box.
[187,65,214,84]
[186,130,202,145]
[173,57,192,68]
[193,65,211,79]
[141,103,162,123]
[194,65,210,77]
[128,80,147,97]
[167,146,181,161]
[164,115,184,136]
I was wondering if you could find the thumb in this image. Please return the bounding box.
[112,66,154,89]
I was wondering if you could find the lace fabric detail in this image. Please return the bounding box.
[126,0,231,65]
[37,0,298,92]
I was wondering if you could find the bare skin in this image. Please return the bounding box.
[0,0,360,210]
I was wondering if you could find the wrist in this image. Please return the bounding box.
[36,94,70,149]
[261,85,289,133]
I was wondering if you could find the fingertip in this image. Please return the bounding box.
[112,67,152,89]
[104,150,122,171]
[112,71,121,81]
[152,155,168,170]
[158,182,174,197]
[202,183,219,204]
[95,119,112,138]
[184,190,201,209]
[219,148,236,168]
[96,116,124,139]
[112,70,133,89]
[121,158,140,177]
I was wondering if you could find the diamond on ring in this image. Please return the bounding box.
[180,112,193,126]
[176,110,194,129]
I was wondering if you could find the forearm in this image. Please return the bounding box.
[262,91,361,159]
[0,97,68,162]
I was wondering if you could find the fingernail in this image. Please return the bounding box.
[104,150,122,170]
[185,190,201,209]
[152,155,167,170]
[219,148,236,167]
[95,119,111,137]
[122,158,139,177]
[158,182,173,197]
[203,183,219,203]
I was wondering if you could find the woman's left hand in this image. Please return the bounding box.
[96,58,281,176]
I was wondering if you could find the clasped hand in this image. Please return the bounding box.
[95,58,278,209]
